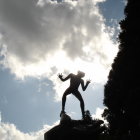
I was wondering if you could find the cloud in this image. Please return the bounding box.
[92,107,109,126]
[92,107,104,120]
[122,0,127,6]
[0,0,118,99]
[0,113,58,140]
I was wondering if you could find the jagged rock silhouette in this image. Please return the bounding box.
[44,112,106,140]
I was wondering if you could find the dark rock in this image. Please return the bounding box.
[44,117,106,140]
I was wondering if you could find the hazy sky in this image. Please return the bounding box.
[0,0,125,139]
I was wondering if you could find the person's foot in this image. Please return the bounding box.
[60,110,66,117]
[82,114,86,120]
[82,115,86,121]
[82,111,86,119]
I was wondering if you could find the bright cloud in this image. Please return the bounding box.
[92,107,104,120]
[0,0,118,99]
[91,107,108,126]
[0,113,58,140]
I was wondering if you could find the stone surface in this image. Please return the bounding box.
[44,113,105,140]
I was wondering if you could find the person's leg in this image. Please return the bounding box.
[62,88,71,112]
[73,91,85,118]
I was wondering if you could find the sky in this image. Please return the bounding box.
[0,0,125,139]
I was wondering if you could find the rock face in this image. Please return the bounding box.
[44,113,105,140]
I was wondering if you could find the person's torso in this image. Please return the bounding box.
[69,74,81,90]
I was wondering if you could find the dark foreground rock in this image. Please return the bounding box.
[44,113,106,140]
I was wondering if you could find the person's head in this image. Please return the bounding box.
[77,71,85,78]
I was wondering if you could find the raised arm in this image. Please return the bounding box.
[58,73,72,82]
[81,79,90,91]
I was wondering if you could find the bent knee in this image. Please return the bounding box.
[62,93,69,99]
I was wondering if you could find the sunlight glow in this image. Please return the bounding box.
[0,0,119,101]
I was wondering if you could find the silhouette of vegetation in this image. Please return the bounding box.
[103,0,140,139]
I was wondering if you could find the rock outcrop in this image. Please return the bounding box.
[44,113,106,140]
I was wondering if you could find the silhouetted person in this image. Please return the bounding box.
[58,71,90,119]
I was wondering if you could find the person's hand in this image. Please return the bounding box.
[58,73,63,79]
[86,79,91,84]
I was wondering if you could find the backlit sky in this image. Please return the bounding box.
[0,0,125,139]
